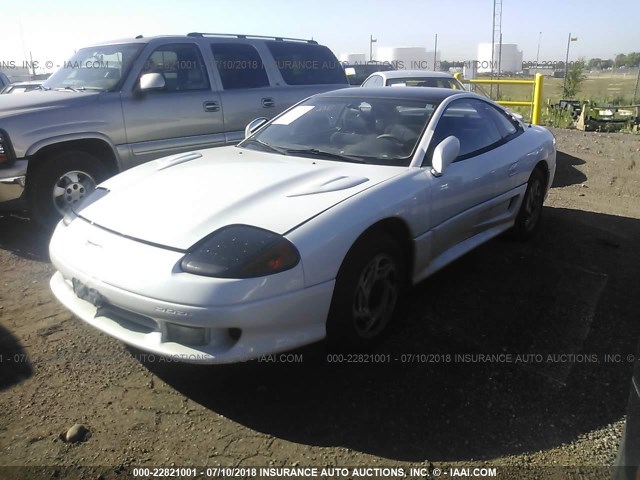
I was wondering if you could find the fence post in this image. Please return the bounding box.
[532,73,543,125]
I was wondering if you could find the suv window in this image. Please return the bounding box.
[430,99,504,161]
[344,63,395,85]
[266,42,347,85]
[44,43,143,91]
[142,43,209,92]
[210,43,269,90]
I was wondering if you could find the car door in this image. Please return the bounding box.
[426,98,520,257]
[121,42,225,167]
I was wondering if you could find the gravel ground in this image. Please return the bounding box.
[0,128,639,480]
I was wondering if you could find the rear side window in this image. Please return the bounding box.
[210,43,270,89]
[362,75,384,87]
[266,42,347,85]
[482,103,521,139]
[387,77,460,89]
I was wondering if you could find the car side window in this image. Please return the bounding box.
[363,75,383,87]
[210,43,270,90]
[141,44,209,92]
[428,99,503,163]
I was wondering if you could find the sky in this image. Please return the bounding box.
[0,0,638,72]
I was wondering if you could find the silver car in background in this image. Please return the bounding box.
[361,70,465,90]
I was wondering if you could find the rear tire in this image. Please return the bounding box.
[326,232,405,350]
[28,150,109,229]
[510,167,546,241]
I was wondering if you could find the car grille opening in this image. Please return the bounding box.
[96,304,158,334]
[165,323,207,346]
[228,328,242,341]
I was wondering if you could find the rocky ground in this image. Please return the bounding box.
[1,128,639,480]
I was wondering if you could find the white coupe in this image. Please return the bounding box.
[49,87,556,364]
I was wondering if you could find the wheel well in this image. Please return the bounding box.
[27,139,119,181]
[351,218,415,284]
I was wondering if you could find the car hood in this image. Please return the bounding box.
[0,90,100,118]
[78,147,404,250]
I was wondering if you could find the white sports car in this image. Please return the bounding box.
[49,87,556,364]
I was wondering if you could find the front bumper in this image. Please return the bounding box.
[0,159,28,203]
[50,271,333,364]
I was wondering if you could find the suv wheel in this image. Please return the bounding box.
[29,151,108,228]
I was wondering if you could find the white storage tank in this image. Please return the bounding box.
[339,53,367,64]
[377,47,441,71]
[476,43,523,74]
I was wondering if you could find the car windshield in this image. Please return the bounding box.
[387,77,464,90]
[240,96,438,166]
[43,43,144,92]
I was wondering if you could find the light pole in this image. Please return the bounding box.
[369,35,377,62]
[633,62,640,104]
[535,31,542,68]
[433,34,438,71]
[563,33,578,97]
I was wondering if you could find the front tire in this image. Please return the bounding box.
[511,167,546,240]
[28,151,108,229]
[326,232,405,349]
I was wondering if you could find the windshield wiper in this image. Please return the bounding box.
[55,86,81,92]
[285,148,366,164]
[242,138,287,155]
[54,86,102,92]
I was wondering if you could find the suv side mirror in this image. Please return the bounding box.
[244,117,269,138]
[139,73,165,92]
[431,136,460,176]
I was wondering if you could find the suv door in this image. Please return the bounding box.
[121,42,225,167]
[209,42,280,143]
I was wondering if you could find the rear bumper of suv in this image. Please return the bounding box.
[0,159,28,203]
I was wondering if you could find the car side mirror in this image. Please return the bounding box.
[139,73,165,92]
[431,136,460,176]
[244,117,269,138]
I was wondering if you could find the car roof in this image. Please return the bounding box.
[377,70,456,79]
[315,86,465,103]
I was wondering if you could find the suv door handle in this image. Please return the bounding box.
[203,101,220,112]
[262,98,275,108]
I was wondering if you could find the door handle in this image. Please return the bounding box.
[203,101,220,112]
[262,98,275,108]
[508,162,519,177]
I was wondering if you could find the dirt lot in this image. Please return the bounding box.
[1,128,639,480]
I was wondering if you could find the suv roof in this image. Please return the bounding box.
[86,33,318,47]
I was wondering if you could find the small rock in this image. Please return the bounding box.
[65,424,89,443]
